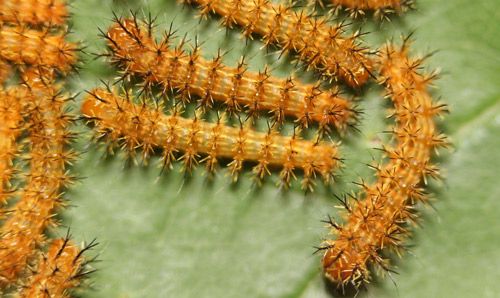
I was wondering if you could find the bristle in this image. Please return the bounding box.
[0,87,24,206]
[18,237,95,298]
[180,0,374,87]
[0,0,69,26]
[0,24,78,73]
[105,17,357,131]
[82,88,342,188]
[329,0,414,18]
[321,41,448,286]
[0,75,76,286]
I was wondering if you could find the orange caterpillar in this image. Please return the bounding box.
[181,0,374,87]
[0,0,69,26]
[0,24,78,73]
[0,73,77,285]
[82,88,341,189]
[320,40,448,285]
[105,17,357,131]
[0,60,12,84]
[0,87,24,206]
[328,0,413,17]
[19,237,96,298]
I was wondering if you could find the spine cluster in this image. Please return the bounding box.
[320,41,448,285]
[330,0,412,15]
[82,88,341,189]
[182,0,374,87]
[0,23,78,73]
[0,0,68,26]
[19,237,96,298]
[0,88,23,206]
[105,17,357,131]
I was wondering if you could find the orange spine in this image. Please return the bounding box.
[182,0,373,87]
[0,88,24,206]
[0,0,68,26]
[0,24,77,73]
[106,18,357,131]
[82,88,341,189]
[320,41,448,285]
[0,77,76,285]
[18,238,94,298]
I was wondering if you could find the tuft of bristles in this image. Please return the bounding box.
[82,88,342,190]
[104,17,358,132]
[0,0,69,26]
[0,87,24,207]
[327,0,414,19]
[0,23,78,73]
[320,39,449,287]
[0,71,78,286]
[18,236,97,298]
[181,0,374,87]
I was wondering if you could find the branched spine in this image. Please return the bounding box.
[0,0,69,26]
[0,87,24,207]
[18,236,97,298]
[0,24,78,73]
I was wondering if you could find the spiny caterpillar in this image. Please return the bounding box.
[320,40,448,286]
[0,24,78,73]
[0,73,78,286]
[19,237,97,298]
[181,0,374,87]
[0,60,12,84]
[0,0,92,295]
[82,88,342,189]
[328,0,413,18]
[0,0,69,26]
[0,87,23,207]
[104,17,357,132]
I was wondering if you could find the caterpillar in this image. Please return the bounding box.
[105,17,357,132]
[0,0,69,26]
[0,73,77,286]
[82,88,342,189]
[0,87,24,207]
[0,60,12,84]
[181,0,374,87]
[328,0,414,18]
[319,40,448,286]
[0,24,78,73]
[19,237,97,298]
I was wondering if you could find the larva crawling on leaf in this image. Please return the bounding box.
[328,0,413,18]
[181,0,374,87]
[0,71,78,286]
[19,236,97,298]
[319,40,448,286]
[0,24,78,73]
[82,88,342,190]
[0,87,24,207]
[104,17,358,132]
[0,0,69,26]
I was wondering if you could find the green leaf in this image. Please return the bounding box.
[63,0,500,297]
